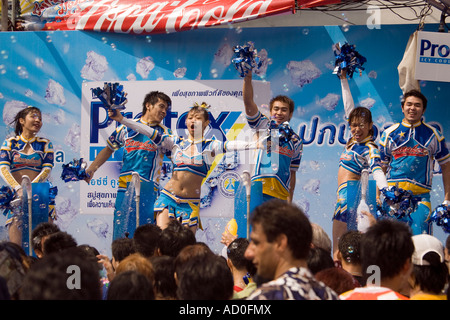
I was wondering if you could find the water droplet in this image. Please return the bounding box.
[272,163,279,172]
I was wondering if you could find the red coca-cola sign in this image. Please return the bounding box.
[39,0,296,34]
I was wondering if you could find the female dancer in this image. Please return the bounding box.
[0,106,54,245]
[332,71,389,259]
[109,103,262,234]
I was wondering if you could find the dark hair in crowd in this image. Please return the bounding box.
[360,219,414,281]
[412,252,449,294]
[250,199,312,260]
[227,238,256,275]
[111,237,136,263]
[176,253,233,300]
[338,230,362,265]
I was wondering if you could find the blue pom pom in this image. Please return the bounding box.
[332,42,367,79]
[379,186,417,220]
[61,158,89,182]
[430,204,450,233]
[267,120,294,146]
[232,42,263,78]
[91,82,128,111]
[0,186,15,209]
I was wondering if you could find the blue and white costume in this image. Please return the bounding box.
[0,134,54,225]
[333,78,387,223]
[246,111,303,201]
[154,135,229,228]
[379,119,450,234]
[119,117,256,228]
[106,117,172,237]
[107,118,172,192]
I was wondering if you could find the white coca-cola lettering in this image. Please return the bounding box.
[42,0,291,34]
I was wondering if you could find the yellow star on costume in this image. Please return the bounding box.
[398,131,406,138]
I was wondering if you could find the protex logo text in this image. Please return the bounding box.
[419,38,450,65]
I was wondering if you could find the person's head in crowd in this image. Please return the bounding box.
[133,224,162,258]
[311,223,332,255]
[174,243,214,285]
[20,247,102,300]
[31,222,60,258]
[78,244,102,272]
[307,246,334,275]
[157,219,196,257]
[245,199,312,282]
[176,253,233,300]
[337,230,364,285]
[107,270,154,300]
[150,255,177,300]
[409,234,449,299]
[227,238,257,277]
[42,231,77,256]
[0,241,28,300]
[360,219,414,292]
[338,230,362,267]
[111,237,136,270]
[115,253,155,286]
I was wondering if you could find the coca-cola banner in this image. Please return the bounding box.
[22,0,296,33]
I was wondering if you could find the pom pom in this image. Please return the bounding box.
[267,121,294,145]
[49,183,58,203]
[332,42,367,79]
[0,186,15,209]
[231,42,262,78]
[61,158,89,182]
[91,82,128,111]
[378,186,417,220]
[430,204,450,233]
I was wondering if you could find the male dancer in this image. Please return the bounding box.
[243,70,303,203]
[379,89,450,234]
[85,91,172,239]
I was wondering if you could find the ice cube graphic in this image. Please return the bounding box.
[173,67,186,78]
[127,73,137,81]
[214,43,233,67]
[87,218,109,238]
[359,97,375,109]
[136,56,155,79]
[309,160,320,171]
[318,93,340,111]
[253,48,271,77]
[45,79,66,106]
[295,198,310,215]
[368,70,377,79]
[286,60,321,88]
[81,51,108,81]
[302,178,320,195]
[55,196,78,230]
[3,100,28,126]
[65,123,81,152]
[50,108,66,125]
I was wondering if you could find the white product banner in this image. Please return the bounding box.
[416,31,450,82]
